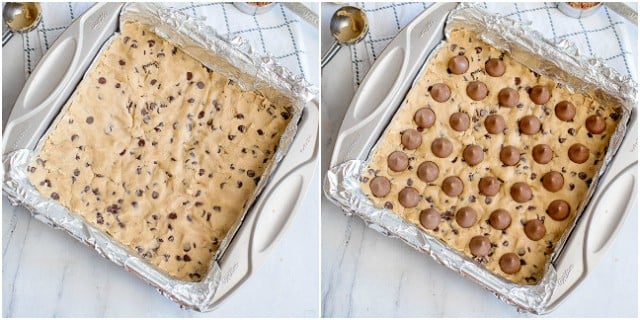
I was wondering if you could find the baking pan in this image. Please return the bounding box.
[325,2,636,313]
[3,2,318,311]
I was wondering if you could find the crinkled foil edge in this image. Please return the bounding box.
[3,149,224,310]
[2,2,315,312]
[324,4,634,315]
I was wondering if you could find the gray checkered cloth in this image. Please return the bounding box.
[348,2,637,89]
[22,2,318,87]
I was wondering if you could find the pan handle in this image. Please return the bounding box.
[210,101,319,308]
[547,112,637,312]
[2,2,124,154]
[250,100,318,262]
[329,2,459,167]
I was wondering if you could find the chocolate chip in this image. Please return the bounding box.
[529,85,551,105]
[119,60,126,66]
[98,77,106,84]
[486,58,506,77]
[238,125,246,133]
[524,219,546,240]
[469,235,491,256]
[387,151,409,172]
[257,129,264,136]
[450,112,470,131]
[183,255,191,262]
[197,81,205,89]
[169,212,177,219]
[236,114,245,119]
[398,187,421,208]
[431,138,452,158]
[519,115,541,135]
[247,170,256,177]
[498,87,519,108]
[401,129,422,150]
[414,108,436,128]
[148,40,155,47]
[96,212,104,224]
[448,55,469,74]
[237,181,243,188]
[369,176,391,197]
[500,253,521,274]
[86,116,94,124]
[186,72,193,80]
[420,208,441,230]
[51,192,60,200]
[281,111,291,120]
[73,169,80,177]
[138,139,146,147]
[198,111,205,118]
[152,191,159,199]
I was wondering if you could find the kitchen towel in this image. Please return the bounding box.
[347,2,637,89]
[21,2,319,88]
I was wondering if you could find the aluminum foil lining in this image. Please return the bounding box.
[324,4,634,314]
[2,2,315,312]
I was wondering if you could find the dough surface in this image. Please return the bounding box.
[28,22,291,282]
[361,29,621,284]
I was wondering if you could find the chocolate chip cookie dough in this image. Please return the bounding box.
[360,28,621,284]
[28,22,292,282]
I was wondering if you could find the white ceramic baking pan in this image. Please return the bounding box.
[328,2,637,313]
[2,2,318,310]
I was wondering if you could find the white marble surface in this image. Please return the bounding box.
[2,18,319,318]
[320,3,638,317]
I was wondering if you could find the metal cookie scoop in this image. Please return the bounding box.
[3,2,42,47]
[321,5,368,69]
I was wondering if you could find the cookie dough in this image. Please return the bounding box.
[361,28,621,284]
[28,22,292,282]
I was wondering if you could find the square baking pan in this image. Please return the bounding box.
[2,2,318,311]
[324,2,636,314]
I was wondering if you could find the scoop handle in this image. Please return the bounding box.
[321,40,341,69]
[2,2,124,154]
[2,29,14,46]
